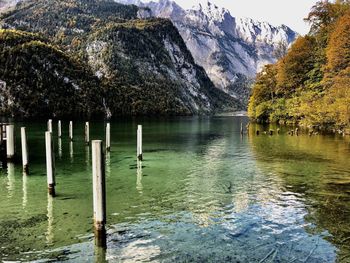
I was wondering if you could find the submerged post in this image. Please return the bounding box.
[137,125,143,161]
[85,122,90,145]
[58,120,62,138]
[6,125,15,160]
[21,127,29,173]
[69,121,73,141]
[47,119,53,133]
[45,131,55,196]
[106,123,110,152]
[240,123,244,135]
[92,140,106,247]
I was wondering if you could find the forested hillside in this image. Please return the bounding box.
[0,29,104,118]
[248,0,350,131]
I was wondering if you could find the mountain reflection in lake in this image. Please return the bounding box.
[0,118,349,262]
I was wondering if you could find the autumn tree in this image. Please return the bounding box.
[248,0,350,129]
[305,0,350,36]
[326,12,350,74]
[276,36,317,96]
[248,64,277,121]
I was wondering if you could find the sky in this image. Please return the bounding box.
[167,0,320,34]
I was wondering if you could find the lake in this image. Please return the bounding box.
[0,117,349,262]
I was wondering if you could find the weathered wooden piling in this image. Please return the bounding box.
[45,131,55,196]
[240,123,244,135]
[92,140,106,247]
[47,119,53,133]
[85,122,90,145]
[137,125,143,161]
[6,125,15,160]
[58,120,62,138]
[21,127,29,173]
[69,121,73,141]
[106,123,110,152]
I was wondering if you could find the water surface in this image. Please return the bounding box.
[0,117,349,262]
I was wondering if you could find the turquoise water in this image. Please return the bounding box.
[0,117,349,262]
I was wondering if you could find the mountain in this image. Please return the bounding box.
[115,0,298,105]
[0,0,21,11]
[0,0,240,118]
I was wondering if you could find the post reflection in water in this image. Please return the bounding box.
[85,145,90,167]
[136,160,143,194]
[106,151,111,179]
[69,141,74,162]
[58,138,62,159]
[94,242,107,263]
[22,172,28,210]
[46,194,54,245]
[7,162,15,199]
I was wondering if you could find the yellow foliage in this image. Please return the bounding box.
[326,12,350,74]
[248,0,350,130]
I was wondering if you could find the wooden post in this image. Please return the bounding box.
[58,120,62,138]
[45,131,55,196]
[240,123,243,135]
[85,122,90,145]
[137,125,143,161]
[106,123,110,152]
[92,140,106,247]
[47,119,53,133]
[69,121,73,141]
[6,125,15,160]
[21,127,29,173]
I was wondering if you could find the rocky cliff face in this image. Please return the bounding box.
[116,0,298,105]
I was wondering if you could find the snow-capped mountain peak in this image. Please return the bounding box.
[114,0,298,105]
[194,1,230,22]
